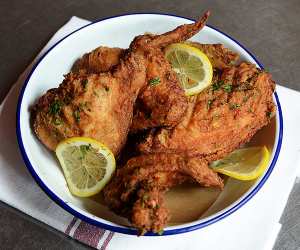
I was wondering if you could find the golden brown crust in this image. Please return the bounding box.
[103,153,223,234]
[139,62,276,161]
[72,46,125,73]
[70,12,214,132]
[32,12,211,155]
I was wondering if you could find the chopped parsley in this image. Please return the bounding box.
[149,77,161,86]
[73,109,80,123]
[211,80,224,91]
[49,100,62,115]
[229,103,241,110]
[266,111,272,118]
[81,79,88,91]
[223,84,232,93]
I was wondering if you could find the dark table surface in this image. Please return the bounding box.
[1,0,300,249]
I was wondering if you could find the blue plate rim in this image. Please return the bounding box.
[16,12,283,236]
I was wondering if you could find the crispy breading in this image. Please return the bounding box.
[139,62,276,161]
[32,12,210,155]
[71,41,238,131]
[71,14,223,132]
[72,46,124,73]
[103,153,223,234]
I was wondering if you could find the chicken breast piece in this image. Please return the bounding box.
[139,62,276,161]
[73,45,188,132]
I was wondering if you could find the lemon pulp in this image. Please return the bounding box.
[55,137,116,197]
[165,43,213,95]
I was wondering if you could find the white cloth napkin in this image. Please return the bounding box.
[1,16,300,250]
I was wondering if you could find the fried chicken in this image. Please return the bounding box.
[139,62,276,161]
[104,62,275,234]
[103,153,223,234]
[72,46,125,73]
[72,41,238,132]
[32,11,210,154]
[73,45,188,131]
[32,62,146,155]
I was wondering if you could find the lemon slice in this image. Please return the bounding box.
[210,146,270,181]
[165,43,213,95]
[55,137,116,197]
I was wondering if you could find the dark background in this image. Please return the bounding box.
[1,0,300,249]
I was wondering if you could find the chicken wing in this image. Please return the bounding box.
[139,62,276,161]
[32,11,210,154]
[103,153,223,234]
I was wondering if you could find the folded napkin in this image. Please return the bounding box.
[1,16,300,250]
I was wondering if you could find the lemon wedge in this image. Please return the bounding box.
[165,43,213,95]
[55,137,116,197]
[210,146,270,181]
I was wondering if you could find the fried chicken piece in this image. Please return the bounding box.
[32,11,211,154]
[32,62,146,155]
[103,153,223,234]
[72,41,238,131]
[73,45,188,132]
[139,62,276,161]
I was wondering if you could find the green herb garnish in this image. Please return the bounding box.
[212,80,224,91]
[149,77,161,86]
[223,84,232,93]
[49,100,62,115]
